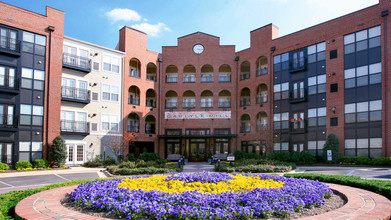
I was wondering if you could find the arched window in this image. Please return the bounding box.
[183,65,196,82]
[201,64,213,82]
[146,89,156,108]
[256,56,268,76]
[183,90,196,108]
[256,84,268,103]
[146,63,157,81]
[218,64,231,82]
[166,65,178,83]
[240,61,250,80]
[256,112,268,131]
[240,88,251,106]
[165,91,178,108]
[129,58,141,78]
[145,115,156,134]
[128,86,140,105]
[128,113,139,133]
[218,90,231,108]
[240,114,251,133]
[200,90,213,108]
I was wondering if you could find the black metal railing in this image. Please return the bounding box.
[218,101,231,108]
[256,67,268,76]
[183,75,196,82]
[146,74,156,81]
[289,88,307,102]
[256,123,268,131]
[240,72,250,80]
[129,69,140,78]
[183,102,196,108]
[128,125,139,133]
[240,98,251,106]
[146,100,156,108]
[62,53,91,71]
[0,115,18,128]
[240,126,251,133]
[60,120,89,133]
[200,101,213,108]
[0,36,20,53]
[201,75,213,82]
[0,76,19,90]
[219,75,231,82]
[256,94,268,103]
[61,86,90,102]
[165,101,177,108]
[128,97,140,105]
[145,125,155,134]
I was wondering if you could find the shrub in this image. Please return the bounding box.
[215,158,296,173]
[104,155,116,165]
[139,152,160,162]
[33,159,49,168]
[119,161,136,169]
[322,134,341,163]
[117,155,125,163]
[284,173,391,200]
[126,153,136,161]
[15,160,32,169]
[353,156,371,165]
[50,136,67,166]
[0,162,9,170]
[82,155,103,167]
[371,157,391,165]
[339,156,353,164]
[266,151,316,164]
[112,167,180,175]
[233,151,265,160]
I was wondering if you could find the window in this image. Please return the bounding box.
[307,140,326,156]
[344,63,381,88]
[344,25,381,55]
[291,81,305,100]
[308,74,326,95]
[0,66,16,89]
[344,100,382,123]
[185,129,210,135]
[345,138,382,157]
[0,104,14,127]
[290,49,305,71]
[330,117,338,126]
[93,62,99,71]
[307,42,326,63]
[22,31,46,55]
[308,107,327,127]
[273,142,289,152]
[330,83,338,93]
[200,97,213,108]
[215,138,230,154]
[166,73,178,83]
[219,72,231,82]
[330,50,338,59]
[20,104,43,126]
[165,129,181,136]
[0,143,12,164]
[273,53,289,72]
[91,92,99,101]
[61,78,88,101]
[242,141,263,154]
[0,27,18,52]
[273,82,289,100]
[102,84,119,102]
[103,55,120,73]
[19,141,43,162]
[201,73,213,82]
[91,123,98,132]
[214,128,231,135]
[183,73,196,82]
[291,112,305,130]
[273,112,289,130]
[165,97,177,108]
[166,139,181,154]
[101,114,119,131]
[60,111,88,133]
[21,68,45,90]
[183,97,196,108]
[218,97,230,108]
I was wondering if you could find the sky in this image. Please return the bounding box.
[3,0,379,53]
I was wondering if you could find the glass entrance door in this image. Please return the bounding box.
[189,139,206,162]
[66,144,85,165]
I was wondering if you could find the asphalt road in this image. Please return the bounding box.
[0,172,101,194]
[296,166,391,180]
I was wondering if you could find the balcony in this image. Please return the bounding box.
[240,126,251,133]
[218,101,231,108]
[200,101,213,108]
[128,97,140,105]
[166,76,178,83]
[183,102,196,108]
[129,69,140,78]
[183,75,196,83]
[146,74,156,81]
[145,125,155,134]
[60,120,89,135]
[240,72,250,80]
[0,36,21,56]
[256,123,268,131]
[256,95,268,104]
[289,57,307,73]
[240,98,251,106]
[290,119,307,134]
[0,115,18,131]
[201,75,213,82]
[219,75,231,82]
[289,88,307,103]
[61,87,90,104]
[128,125,139,133]
[62,53,91,73]
[256,68,268,76]
[165,101,177,109]
[0,76,19,93]
[146,100,156,108]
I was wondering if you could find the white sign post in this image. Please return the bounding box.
[327,150,332,162]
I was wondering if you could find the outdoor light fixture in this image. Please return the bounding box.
[329,106,336,113]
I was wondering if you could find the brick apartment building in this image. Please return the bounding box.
[0,0,390,165]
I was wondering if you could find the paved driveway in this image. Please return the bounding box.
[296,166,391,180]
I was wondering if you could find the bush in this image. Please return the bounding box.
[126,153,137,161]
[284,173,391,200]
[371,157,391,165]
[117,155,125,163]
[33,159,49,168]
[233,151,265,160]
[50,136,67,166]
[322,134,341,163]
[113,167,180,175]
[82,155,103,167]
[139,152,160,162]
[15,160,32,169]
[119,161,137,169]
[266,151,316,165]
[104,155,116,165]
[353,156,371,165]
[0,162,9,170]
[339,156,353,164]
[215,158,296,173]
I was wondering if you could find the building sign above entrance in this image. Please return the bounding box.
[165,111,231,120]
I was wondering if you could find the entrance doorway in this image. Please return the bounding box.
[66,144,84,165]
[292,142,304,152]
[189,139,206,162]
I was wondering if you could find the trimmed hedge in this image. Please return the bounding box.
[266,151,316,165]
[139,152,160,162]
[215,159,296,173]
[15,161,32,170]
[284,173,391,200]
[339,156,391,166]
[107,166,182,175]
[0,162,9,170]
[0,178,106,219]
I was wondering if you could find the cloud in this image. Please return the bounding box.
[105,8,141,23]
[131,22,170,37]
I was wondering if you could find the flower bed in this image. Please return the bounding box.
[68,172,333,219]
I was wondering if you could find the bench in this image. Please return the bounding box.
[167,154,184,164]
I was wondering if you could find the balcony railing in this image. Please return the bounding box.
[0,76,19,91]
[256,123,268,131]
[128,125,139,133]
[145,125,155,134]
[128,97,140,105]
[166,76,178,83]
[183,75,196,82]
[61,120,89,134]
[62,53,91,73]
[201,75,213,82]
[256,94,268,103]
[183,101,196,108]
[0,115,18,129]
[256,67,268,76]
[289,88,307,103]
[146,74,156,81]
[0,36,20,55]
[61,86,90,104]
[166,101,177,108]
[290,119,307,134]
[240,72,250,80]
[240,98,251,106]
[146,100,156,108]
[219,74,231,82]
[240,126,251,133]
[218,101,231,108]
[129,69,140,78]
[200,101,213,108]
[289,57,307,72]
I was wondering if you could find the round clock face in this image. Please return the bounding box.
[193,44,204,54]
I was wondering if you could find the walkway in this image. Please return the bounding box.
[15,182,391,220]
[182,162,215,172]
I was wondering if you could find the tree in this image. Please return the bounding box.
[322,133,341,163]
[50,136,67,166]
[102,132,137,160]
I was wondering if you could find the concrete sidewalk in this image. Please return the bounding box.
[0,166,106,178]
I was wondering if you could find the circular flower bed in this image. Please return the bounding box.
[68,172,333,219]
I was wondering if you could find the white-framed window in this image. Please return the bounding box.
[21,68,45,90]
[344,100,382,123]
[344,25,381,54]
[308,107,327,127]
[101,114,119,131]
[103,54,120,73]
[344,62,381,88]
[60,110,88,133]
[19,141,43,161]
[273,82,289,100]
[273,112,289,130]
[102,84,119,102]
[20,104,43,126]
